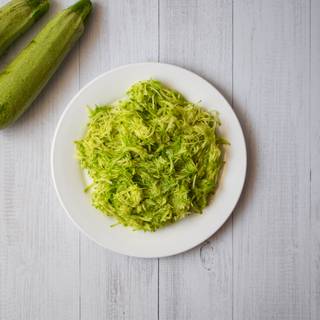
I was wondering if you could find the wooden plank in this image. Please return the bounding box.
[78,1,159,319]
[311,0,320,319]
[158,1,233,319]
[233,1,311,319]
[0,1,80,319]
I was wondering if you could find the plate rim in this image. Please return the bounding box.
[51,62,247,258]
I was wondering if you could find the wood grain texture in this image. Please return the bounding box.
[0,0,319,319]
[0,1,80,320]
[158,1,233,319]
[78,1,158,320]
[233,1,311,319]
[311,0,320,319]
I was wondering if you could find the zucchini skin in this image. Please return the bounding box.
[0,0,50,56]
[0,0,92,129]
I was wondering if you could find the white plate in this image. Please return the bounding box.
[51,63,246,258]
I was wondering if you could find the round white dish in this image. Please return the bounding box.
[51,63,247,258]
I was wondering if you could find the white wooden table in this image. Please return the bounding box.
[0,0,319,319]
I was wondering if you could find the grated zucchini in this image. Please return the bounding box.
[75,80,227,232]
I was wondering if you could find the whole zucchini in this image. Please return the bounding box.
[0,0,92,129]
[0,0,50,56]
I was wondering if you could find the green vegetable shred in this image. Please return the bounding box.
[75,80,227,231]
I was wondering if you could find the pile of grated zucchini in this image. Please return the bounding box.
[75,80,227,231]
